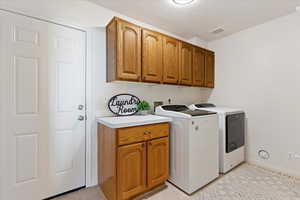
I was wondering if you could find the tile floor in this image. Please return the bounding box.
[53,164,300,200]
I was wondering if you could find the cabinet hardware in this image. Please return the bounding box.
[78,104,84,110]
[78,115,85,121]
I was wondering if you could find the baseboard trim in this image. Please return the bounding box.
[247,160,300,180]
[44,186,86,200]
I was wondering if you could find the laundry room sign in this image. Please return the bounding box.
[108,94,141,116]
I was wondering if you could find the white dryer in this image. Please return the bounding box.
[156,105,219,194]
[189,104,245,173]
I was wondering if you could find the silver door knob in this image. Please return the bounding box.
[78,105,84,110]
[78,115,85,121]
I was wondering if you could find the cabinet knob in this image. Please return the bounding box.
[78,104,84,110]
[141,143,145,148]
[148,142,152,146]
[144,131,151,135]
[78,115,85,121]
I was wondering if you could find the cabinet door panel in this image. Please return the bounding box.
[205,51,215,88]
[179,42,193,85]
[163,36,179,84]
[142,29,163,83]
[193,47,205,86]
[117,142,146,200]
[117,20,141,81]
[147,137,169,189]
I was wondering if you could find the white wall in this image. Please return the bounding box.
[208,12,300,177]
[0,0,210,187]
[0,0,210,113]
[0,0,207,46]
[88,28,211,185]
[91,28,210,117]
[188,36,208,48]
[3,0,300,183]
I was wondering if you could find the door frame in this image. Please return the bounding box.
[0,8,96,190]
[0,12,8,199]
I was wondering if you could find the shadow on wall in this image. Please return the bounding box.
[200,88,213,103]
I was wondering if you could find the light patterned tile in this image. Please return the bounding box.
[52,164,300,200]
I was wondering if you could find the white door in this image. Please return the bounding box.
[0,11,86,200]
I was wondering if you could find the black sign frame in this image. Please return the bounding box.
[108,93,141,116]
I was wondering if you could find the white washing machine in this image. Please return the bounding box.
[189,104,245,173]
[156,105,219,194]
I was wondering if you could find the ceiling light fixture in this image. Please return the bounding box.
[172,0,195,5]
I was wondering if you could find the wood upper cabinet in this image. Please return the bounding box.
[147,137,169,189]
[106,17,215,88]
[142,29,163,83]
[193,47,206,87]
[107,17,141,82]
[117,142,147,200]
[179,42,193,85]
[205,51,215,88]
[162,36,179,84]
[117,20,141,81]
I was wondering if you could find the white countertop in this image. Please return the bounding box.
[96,114,172,129]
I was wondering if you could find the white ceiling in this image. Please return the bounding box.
[88,0,299,41]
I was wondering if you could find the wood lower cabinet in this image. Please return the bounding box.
[98,123,169,200]
[205,51,215,88]
[179,42,193,85]
[107,17,141,82]
[117,143,147,200]
[193,47,206,87]
[142,29,163,83]
[162,36,179,84]
[147,137,169,189]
